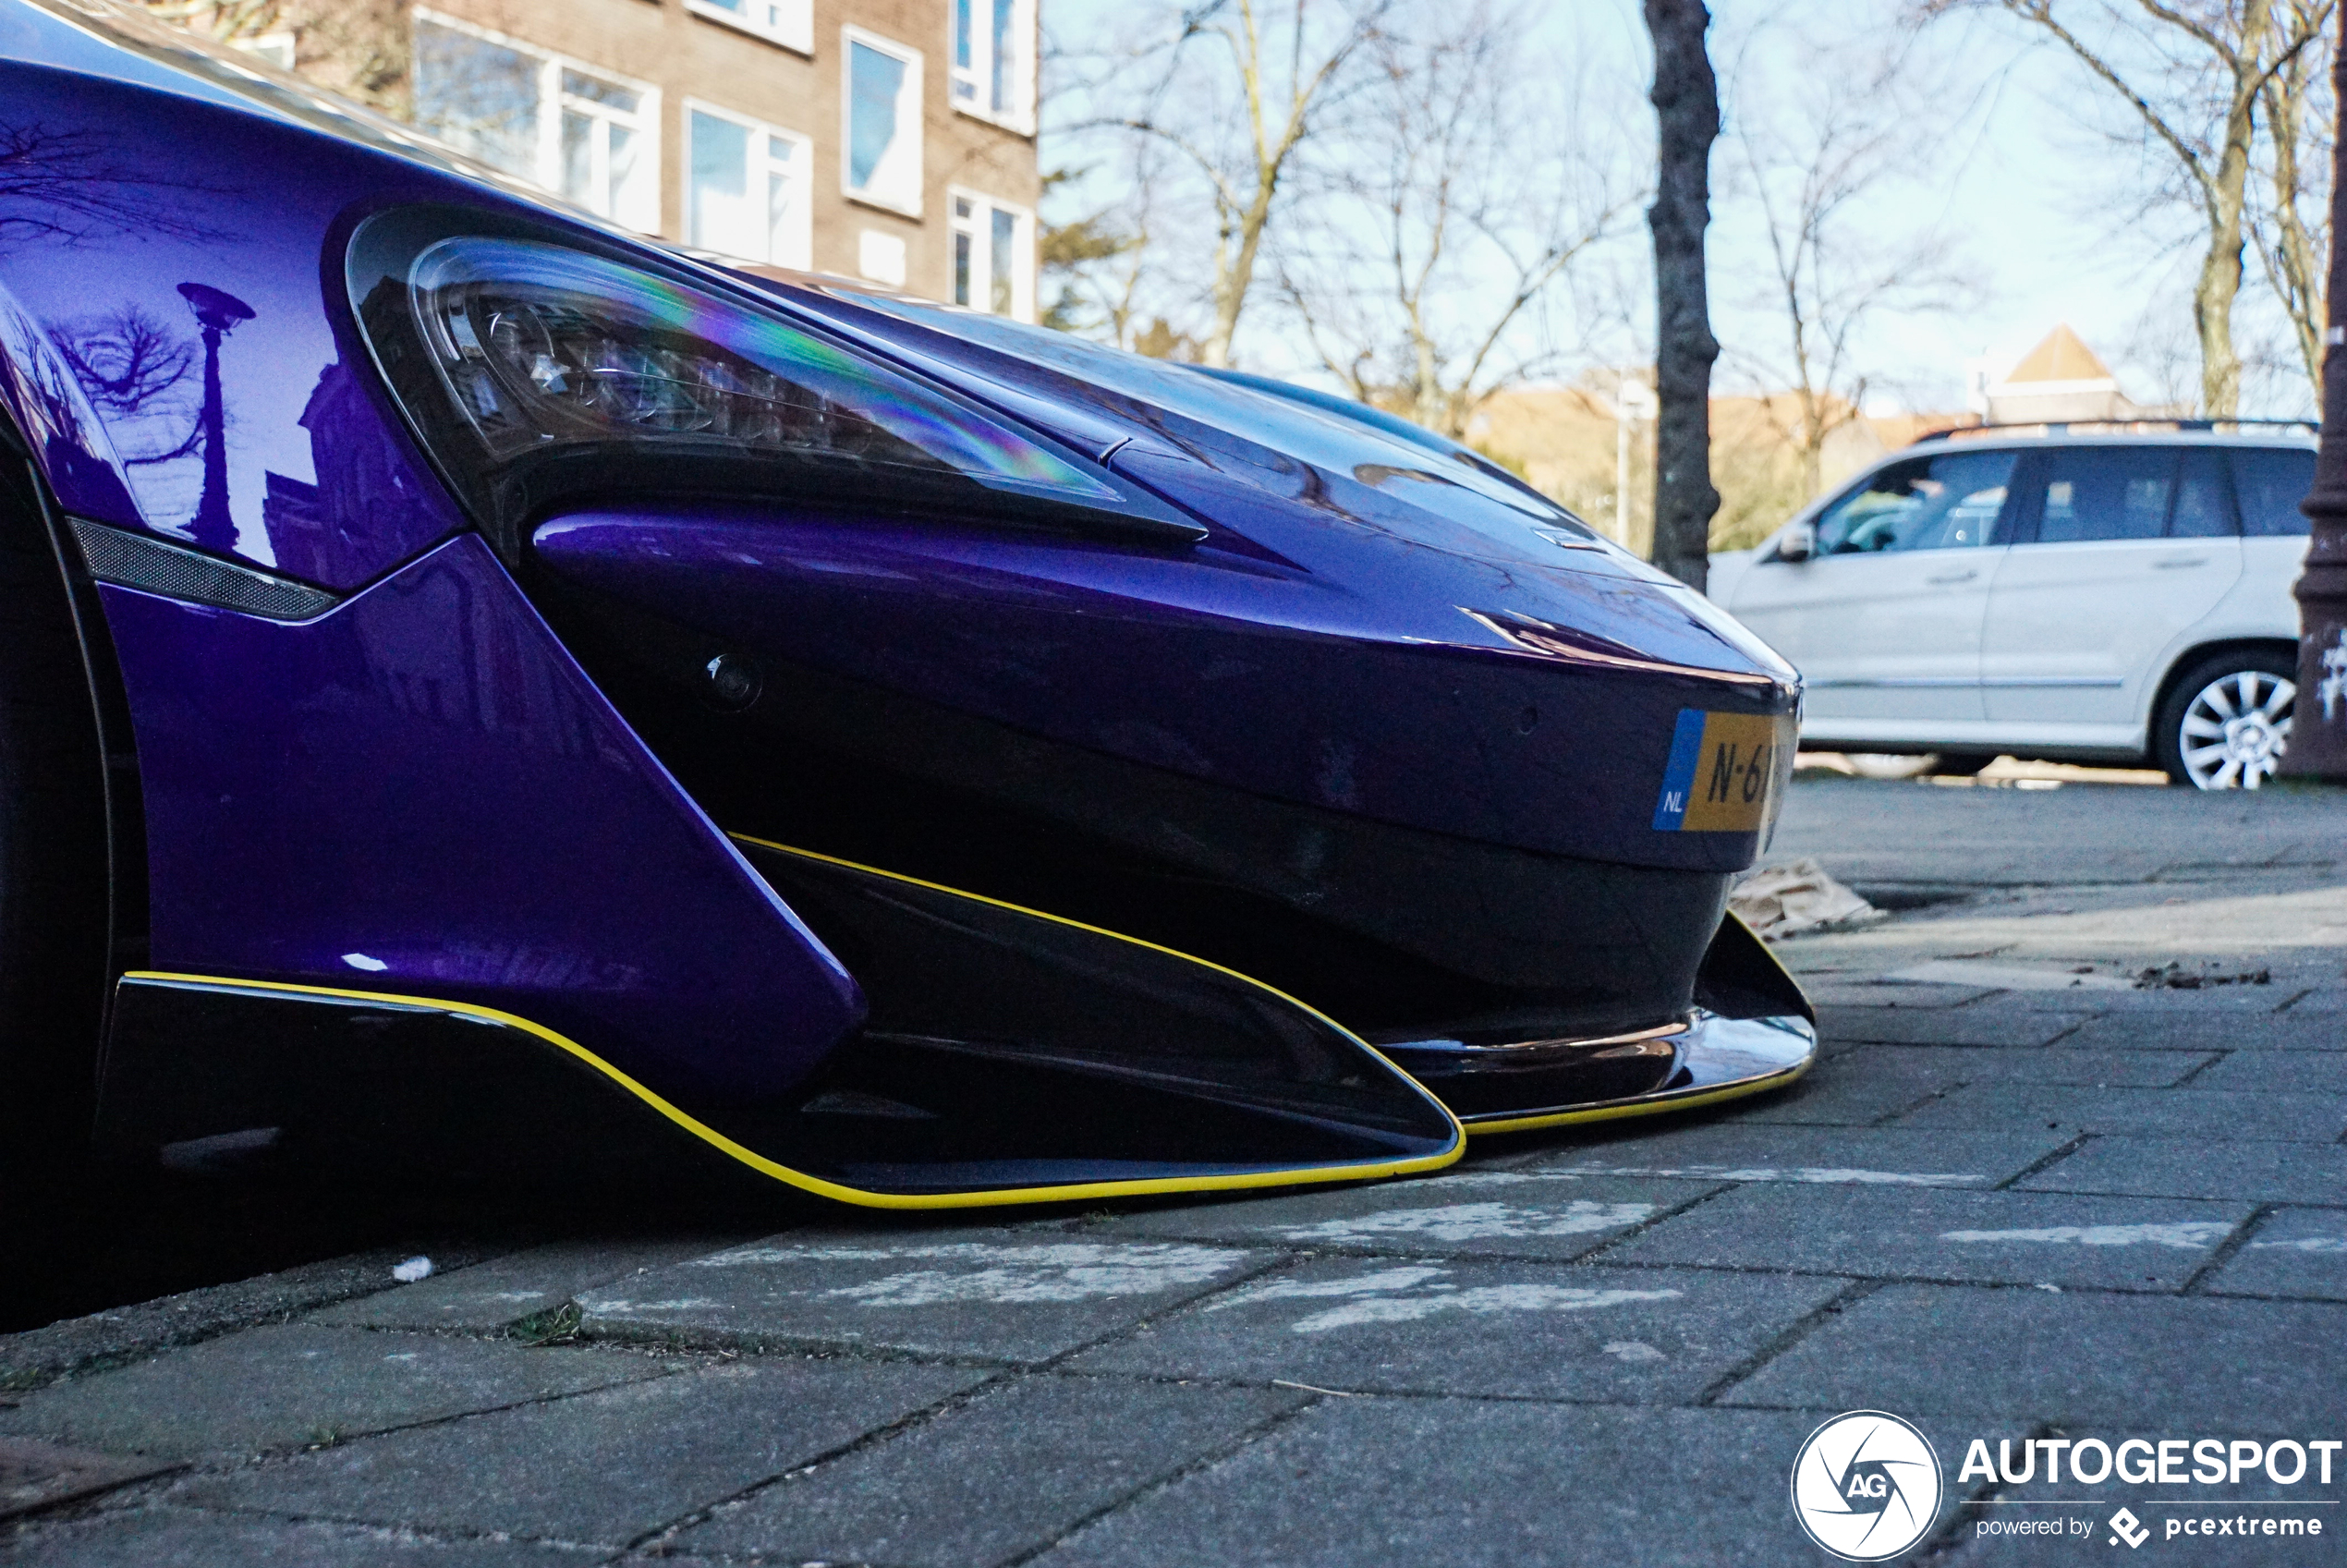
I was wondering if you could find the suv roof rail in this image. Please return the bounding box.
[1910,417,2318,444]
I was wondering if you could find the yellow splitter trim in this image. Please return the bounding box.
[123,879,1464,1208]
[1461,1052,1812,1136]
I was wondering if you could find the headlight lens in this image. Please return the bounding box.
[348,210,1201,551]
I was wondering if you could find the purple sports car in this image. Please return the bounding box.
[0,0,1811,1209]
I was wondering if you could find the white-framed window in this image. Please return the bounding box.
[949,189,1034,322]
[857,230,908,286]
[411,10,658,231]
[950,0,1033,131]
[842,27,923,216]
[686,0,811,56]
[559,70,650,226]
[687,103,812,269]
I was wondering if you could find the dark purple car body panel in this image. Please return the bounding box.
[103,534,864,1100]
[0,10,1811,1204]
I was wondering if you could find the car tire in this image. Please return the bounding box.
[2153,650,2296,790]
[0,474,110,1195]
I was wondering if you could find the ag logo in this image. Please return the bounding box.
[1791,1410,1944,1561]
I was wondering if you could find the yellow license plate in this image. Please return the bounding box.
[1651,710,1794,833]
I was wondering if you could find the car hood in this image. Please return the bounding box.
[735,279,1794,693]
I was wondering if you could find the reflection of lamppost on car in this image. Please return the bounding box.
[176,281,254,554]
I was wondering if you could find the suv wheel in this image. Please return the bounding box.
[2154,650,2294,789]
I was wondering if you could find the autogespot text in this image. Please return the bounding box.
[1961,1436,2337,1550]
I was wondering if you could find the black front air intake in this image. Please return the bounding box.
[537,577,1733,1048]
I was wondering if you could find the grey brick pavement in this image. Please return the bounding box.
[1,778,2341,1565]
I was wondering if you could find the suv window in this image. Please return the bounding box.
[2168,448,2236,537]
[1811,449,2016,555]
[2229,447,2315,537]
[2021,446,2186,543]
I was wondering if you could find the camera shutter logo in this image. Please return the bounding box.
[1791,1410,1945,1561]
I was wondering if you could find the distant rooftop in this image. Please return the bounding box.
[2002,323,2115,387]
[1977,323,2166,423]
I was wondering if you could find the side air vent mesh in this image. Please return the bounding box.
[67,517,340,622]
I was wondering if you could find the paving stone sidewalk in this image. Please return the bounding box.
[1,778,2341,1566]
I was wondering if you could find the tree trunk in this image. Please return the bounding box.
[1201,160,1282,367]
[2260,26,2326,394]
[2196,4,2268,420]
[2193,241,2246,419]
[1644,0,1721,592]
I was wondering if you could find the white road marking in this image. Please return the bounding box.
[1209,1267,1680,1332]
[1282,1285,1683,1333]
[1262,1200,1657,1244]
[1937,1222,2233,1248]
[1879,960,2134,991]
[786,1244,1252,1307]
[1546,1163,1987,1186]
[2249,1235,2347,1254]
[586,1297,724,1312]
[1207,1268,1446,1307]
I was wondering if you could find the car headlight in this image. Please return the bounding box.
[347,206,1202,553]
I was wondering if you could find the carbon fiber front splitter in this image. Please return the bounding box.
[94,858,1810,1208]
[1417,1010,1816,1136]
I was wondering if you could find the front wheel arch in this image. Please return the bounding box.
[0,425,120,1171]
[2149,643,2298,787]
[2146,639,2299,754]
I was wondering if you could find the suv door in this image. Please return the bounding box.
[1726,446,2015,731]
[1980,444,2243,733]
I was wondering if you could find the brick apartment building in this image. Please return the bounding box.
[183,0,1041,318]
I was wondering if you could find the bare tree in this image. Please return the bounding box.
[1924,0,2329,418]
[1646,0,1721,591]
[1039,169,1142,338]
[140,0,412,112]
[1727,37,1967,501]
[1272,4,1639,439]
[140,0,279,43]
[0,122,227,250]
[2251,0,2336,393]
[1087,0,1388,368]
[1037,153,1174,349]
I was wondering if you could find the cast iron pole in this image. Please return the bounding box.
[2286,24,2347,778]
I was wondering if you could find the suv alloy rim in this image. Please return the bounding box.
[2179,670,2294,789]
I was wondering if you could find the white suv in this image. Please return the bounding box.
[1707,430,2314,789]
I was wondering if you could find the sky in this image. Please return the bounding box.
[1042,0,2320,420]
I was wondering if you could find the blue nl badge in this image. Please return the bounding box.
[1650,708,1709,831]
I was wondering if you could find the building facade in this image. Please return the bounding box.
[180,0,1041,317]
